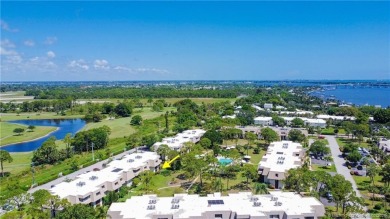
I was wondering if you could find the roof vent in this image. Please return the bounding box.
[128,159,134,163]
[89,176,98,181]
[171,204,180,209]
[136,155,142,159]
[147,205,155,210]
[253,201,261,207]
[76,181,86,187]
[149,199,157,204]
[171,198,180,203]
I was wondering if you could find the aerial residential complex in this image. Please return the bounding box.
[258,141,305,189]
[50,151,161,205]
[253,116,326,128]
[153,129,206,151]
[107,191,325,219]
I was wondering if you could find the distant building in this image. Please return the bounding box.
[258,141,305,189]
[222,115,236,119]
[108,191,325,219]
[268,127,308,141]
[264,103,273,110]
[378,138,390,153]
[153,129,206,151]
[304,118,326,128]
[50,151,161,206]
[316,114,355,121]
[253,117,273,126]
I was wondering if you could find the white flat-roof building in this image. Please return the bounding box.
[281,117,326,128]
[153,129,206,151]
[50,151,161,206]
[254,117,273,126]
[108,191,325,219]
[264,103,273,110]
[316,114,355,121]
[258,141,304,189]
[252,104,264,111]
[222,115,236,119]
[378,138,390,153]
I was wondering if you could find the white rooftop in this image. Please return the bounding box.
[50,151,160,199]
[254,116,272,121]
[259,141,303,173]
[153,129,206,150]
[108,191,325,219]
[317,114,356,121]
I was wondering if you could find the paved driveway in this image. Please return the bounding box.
[326,136,370,216]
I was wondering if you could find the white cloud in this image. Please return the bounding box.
[68,59,89,70]
[24,40,35,47]
[1,39,15,48]
[0,47,18,56]
[94,59,110,70]
[0,20,18,32]
[47,51,56,58]
[44,36,57,45]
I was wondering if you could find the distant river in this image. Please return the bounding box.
[311,86,390,107]
[2,119,86,152]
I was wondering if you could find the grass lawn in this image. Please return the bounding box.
[0,122,57,146]
[320,127,345,135]
[0,112,83,121]
[311,164,337,173]
[2,152,33,174]
[336,137,370,150]
[353,175,387,211]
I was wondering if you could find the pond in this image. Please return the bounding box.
[1,119,86,152]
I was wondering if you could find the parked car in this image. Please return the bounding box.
[318,136,325,139]
[326,192,333,200]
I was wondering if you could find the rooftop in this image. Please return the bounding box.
[259,141,303,173]
[108,191,325,219]
[50,151,160,198]
[153,129,206,150]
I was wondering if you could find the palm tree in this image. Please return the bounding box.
[156,144,171,161]
[253,183,269,194]
[367,163,380,186]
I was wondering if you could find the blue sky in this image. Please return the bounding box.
[1,1,389,81]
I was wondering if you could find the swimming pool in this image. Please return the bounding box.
[218,158,233,166]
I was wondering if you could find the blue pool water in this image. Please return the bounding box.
[218,158,233,166]
[1,118,86,152]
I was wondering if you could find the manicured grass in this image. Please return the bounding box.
[0,122,57,146]
[2,152,33,175]
[336,137,370,150]
[320,127,345,135]
[312,164,337,173]
[353,175,387,211]
[82,107,175,139]
[0,112,83,121]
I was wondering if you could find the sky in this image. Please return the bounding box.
[1,1,389,81]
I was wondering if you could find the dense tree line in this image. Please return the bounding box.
[25,87,247,99]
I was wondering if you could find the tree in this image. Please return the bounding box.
[156,144,171,161]
[346,150,362,163]
[165,111,169,130]
[221,165,237,190]
[366,163,380,186]
[114,102,131,117]
[284,167,312,194]
[13,127,25,135]
[245,132,257,146]
[0,150,13,177]
[261,127,279,144]
[272,115,285,126]
[152,100,164,112]
[199,138,211,149]
[288,129,306,143]
[253,183,269,194]
[380,163,390,187]
[203,130,223,147]
[241,164,258,184]
[63,133,72,158]
[309,140,330,157]
[28,125,36,132]
[138,171,155,192]
[32,136,59,165]
[374,108,390,124]
[291,118,305,127]
[130,115,143,126]
[181,152,208,187]
[57,204,96,219]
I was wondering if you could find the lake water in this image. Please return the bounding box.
[2,119,86,152]
[311,86,390,107]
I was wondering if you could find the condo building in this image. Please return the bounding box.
[107,191,325,219]
[50,151,161,205]
[258,141,305,189]
[153,129,206,151]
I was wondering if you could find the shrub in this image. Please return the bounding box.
[374,203,383,210]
